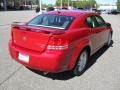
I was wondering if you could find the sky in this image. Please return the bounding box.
[96,0,117,5]
[42,0,117,5]
[42,0,55,5]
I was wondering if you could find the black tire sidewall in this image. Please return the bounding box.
[73,49,88,76]
[106,33,112,47]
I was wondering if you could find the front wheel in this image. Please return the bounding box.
[106,33,112,47]
[73,49,88,76]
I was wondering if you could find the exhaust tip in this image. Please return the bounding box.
[43,72,49,75]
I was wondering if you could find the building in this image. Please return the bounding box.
[98,5,117,11]
[0,0,33,11]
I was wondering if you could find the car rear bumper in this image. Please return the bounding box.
[8,41,69,73]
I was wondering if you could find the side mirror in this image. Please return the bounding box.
[106,23,111,27]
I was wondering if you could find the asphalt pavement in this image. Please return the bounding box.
[0,11,120,90]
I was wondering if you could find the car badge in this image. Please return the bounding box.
[23,36,27,41]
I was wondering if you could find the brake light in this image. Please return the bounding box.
[47,37,69,50]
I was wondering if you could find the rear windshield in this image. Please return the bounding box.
[27,14,75,30]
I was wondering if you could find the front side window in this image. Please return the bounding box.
[86,16,97,28]
[95,16,106,27]
[27,14,75,30]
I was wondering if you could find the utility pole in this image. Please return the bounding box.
[68,0,70,8]
[72,1,74,9]
[3,0,7,11]
[71,0,77,9]
[30,0,32,10]
[77,0,79,8]
[61,0,62,9]
[39,0,42,12]
[25,0,27,5]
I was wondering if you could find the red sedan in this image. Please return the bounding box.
[9,10,113,76]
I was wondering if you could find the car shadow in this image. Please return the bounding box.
[27,40,114,80]
[86,40,114,70]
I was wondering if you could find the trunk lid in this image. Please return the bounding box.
[12,25,64,52]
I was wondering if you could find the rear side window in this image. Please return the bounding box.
[27,14,75,30]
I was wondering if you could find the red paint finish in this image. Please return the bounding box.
[8,10,113,73]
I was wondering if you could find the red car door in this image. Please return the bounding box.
[94,16,110,45]
[85,16,102,52]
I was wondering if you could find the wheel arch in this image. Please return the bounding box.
[83,46,91,57]
[67,39,91,70]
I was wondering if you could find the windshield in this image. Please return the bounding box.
[27,14,75,30]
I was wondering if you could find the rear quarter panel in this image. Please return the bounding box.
[65,14,93,70]
[64,28,92,70]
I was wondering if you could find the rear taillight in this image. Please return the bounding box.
[47,37,69,50]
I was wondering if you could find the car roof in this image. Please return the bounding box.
[45,10,97,17]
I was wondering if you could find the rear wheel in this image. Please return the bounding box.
[73,49,88,76]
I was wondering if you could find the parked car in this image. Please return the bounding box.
[9,10,113,76]
[19,5,31,10]
[35,6,40,13]
[47,7,55,11]
[91,8,101,15]
[101,10,109,14]
[62,7,68,10]
[108,10,119,15]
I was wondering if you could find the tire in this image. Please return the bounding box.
[106,33,112,47]
[73,49,89,76]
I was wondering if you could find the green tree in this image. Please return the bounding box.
[56,0,97,8]
[117,0,120,11]
[56,0,71,6]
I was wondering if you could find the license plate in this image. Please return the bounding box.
[18,53,29,63]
